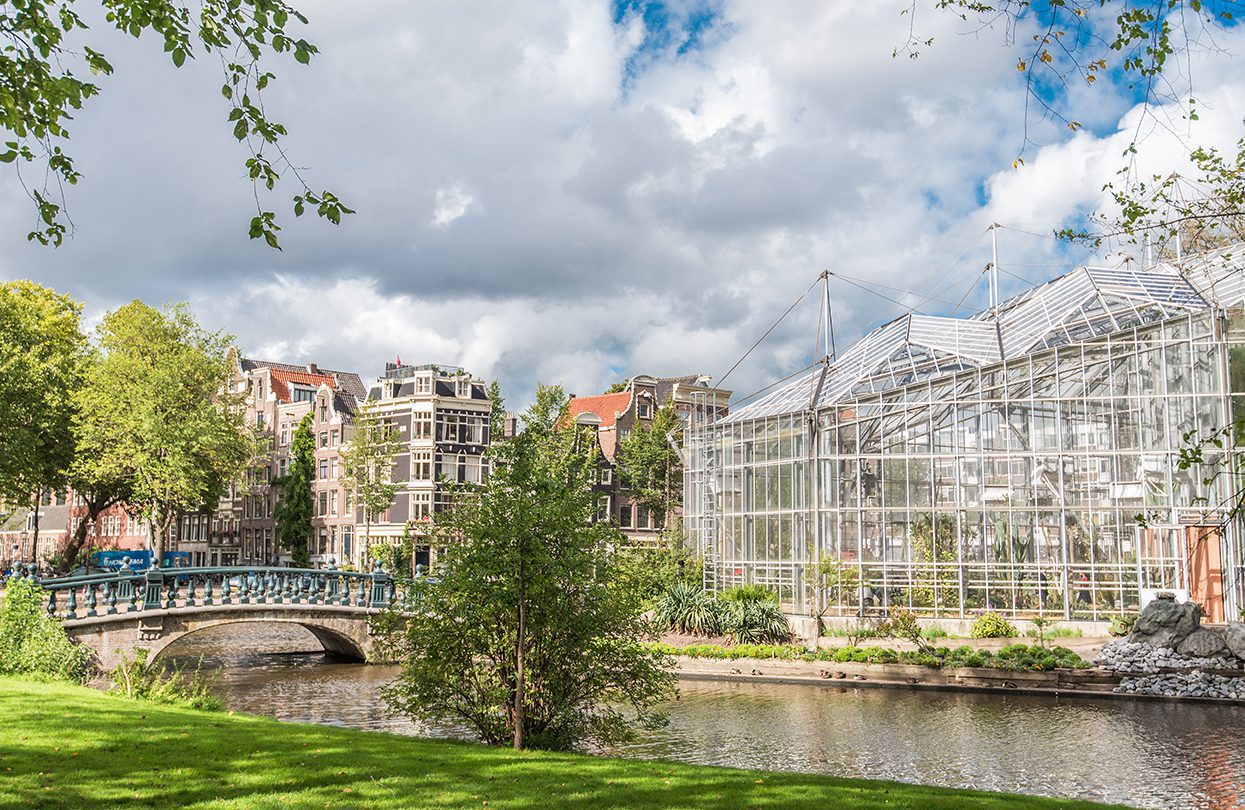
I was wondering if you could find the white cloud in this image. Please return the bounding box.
[3,1,1244,408]
[431,185,475,228]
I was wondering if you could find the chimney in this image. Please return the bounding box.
[306,363,319,374]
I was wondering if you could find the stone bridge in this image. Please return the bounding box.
[15,564,395,672]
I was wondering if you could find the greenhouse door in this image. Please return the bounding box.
[1136,526,1188,598]
[1185,526,1225,623]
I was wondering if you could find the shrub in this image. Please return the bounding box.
[109,649,222,711]
[720,595,790,644]
[719,584,778,604]
[0,578,92,682]
[654,582,723,635]
[970,612,1018,639]
[1108,614,1138,637]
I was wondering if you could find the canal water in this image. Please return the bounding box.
[161,623,1245,810]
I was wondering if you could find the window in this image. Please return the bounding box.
[342,525,353,560]
[292,387,315,403]
[464,454,482,484]
[601,467,612,485]
[619,428,631,440]
[318,491,328,516]
[415,375,432,395]
[319,402,328,422]
[330,429,340,447]
[456,378,471,398]
[319,528,328,555]
[468,417,485,445]
[331,458,339,479]
[280,426,289,445]
[330,490,338,516]
[319,431,329,448]
[279,458,288,477]
[637,504,650,529]
[412,491,432,522]
[414,413,432,440]
[413,449,432,480]
[256,412,265,429]
[319,459,328,479]
[638,401,651,419]
[619,504,632,528]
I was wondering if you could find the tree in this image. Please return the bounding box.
[75,301,254,558]
[616,402,683,525]
[486,380,505,442]
[0,282,86,561]
[906,2,1242,244]
[380,384,674,751]
[339,402,402,563]
[273,413,314,566]
[1,0,351,248]
[808,554,862,619]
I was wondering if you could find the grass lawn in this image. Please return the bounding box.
[0,676,1122,809]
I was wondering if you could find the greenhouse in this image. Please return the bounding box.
[684,245,1245,622]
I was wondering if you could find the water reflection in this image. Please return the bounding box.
[161,623,1245,810]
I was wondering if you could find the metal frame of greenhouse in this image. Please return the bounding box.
[684,244,1245,622]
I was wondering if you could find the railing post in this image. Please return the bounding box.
[123,565,138,613]
[143,565,164,611]
[105,580,118,615]
[221,572,232,605]
[85,583,98,618]
[46,586,57,617]
[356,571,368,607]
[370,562,392,608]
[185,575,197,607]
[65,586,78,620]
[203,575,214,606]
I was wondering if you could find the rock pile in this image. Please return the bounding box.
[1094,640,1237,673]
[1115,670,1245,700]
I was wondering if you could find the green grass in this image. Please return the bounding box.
[0,676,1121,809]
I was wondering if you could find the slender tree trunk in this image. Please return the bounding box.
[58,499,107,575]
[29,490,40,566]
[514,550,526,750]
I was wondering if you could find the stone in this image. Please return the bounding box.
[1225,622,1245,661]
[1129,596,1201,649]
[1177,627,1230,659]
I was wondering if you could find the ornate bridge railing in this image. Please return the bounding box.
[9,563,394,622]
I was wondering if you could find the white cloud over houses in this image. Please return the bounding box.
[2,1,1244,407]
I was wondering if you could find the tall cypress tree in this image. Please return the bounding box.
[274,413,314,566]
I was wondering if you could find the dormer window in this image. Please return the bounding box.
[456,378,471,398]
[637,401,651,419]
[415,375,432,395]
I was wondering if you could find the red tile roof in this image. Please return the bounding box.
[566,392,631,429]
[269,368,338,403]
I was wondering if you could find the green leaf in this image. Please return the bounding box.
[171,48,186,68]
[0,150,17,164]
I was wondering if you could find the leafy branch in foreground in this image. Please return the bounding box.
[0,0,352,248]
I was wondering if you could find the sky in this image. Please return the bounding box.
[2,1,1244,409]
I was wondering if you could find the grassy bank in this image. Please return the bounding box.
[0,677,1120,809]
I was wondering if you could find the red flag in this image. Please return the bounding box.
[397,355,402,366]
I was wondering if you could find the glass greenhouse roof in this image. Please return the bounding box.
[722,250,1239,425]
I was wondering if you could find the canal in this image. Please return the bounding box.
[162,623,1245,810]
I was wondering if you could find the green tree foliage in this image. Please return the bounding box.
[808,555,862,618]
[616,402,683,524]
[339,402,402,559]
[908,513,961,611]
[487,380,505,442]
[0,0,351,248]
[0,577,91,682]
[273,413,314,566]
[380,384,674,751]
[73,301,254,558]
[0,281,86,555]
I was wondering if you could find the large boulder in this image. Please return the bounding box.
[1226,622,1245,661]
[1129,595,1201,649]
[1176,627,1229,659]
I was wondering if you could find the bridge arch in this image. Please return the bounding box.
[64,606,381,672]
[149,618,369,664]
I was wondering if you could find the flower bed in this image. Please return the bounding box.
[649,642,1090,672]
